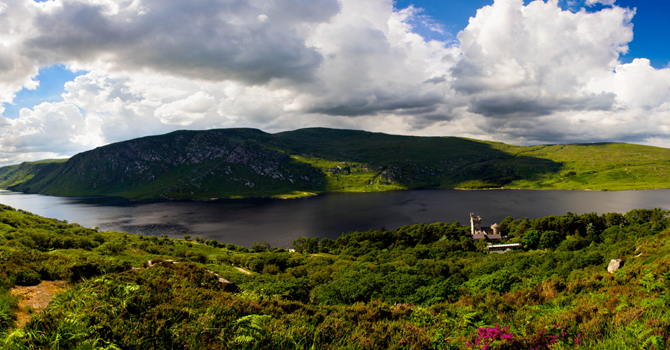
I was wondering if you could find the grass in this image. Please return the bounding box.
[497,143,670,190]
[0,159,67,189]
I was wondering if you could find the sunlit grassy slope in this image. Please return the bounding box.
[0,159,68,189]
[493,142,670,190]
[1,128,669,199]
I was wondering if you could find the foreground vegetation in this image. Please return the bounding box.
[2,128,670,200]
[1,202,670,349]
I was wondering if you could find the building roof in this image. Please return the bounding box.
[488,243,521,248]
[471,233,502,240]
[491,223,500,228]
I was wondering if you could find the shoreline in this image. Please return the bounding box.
[4,185,670,203]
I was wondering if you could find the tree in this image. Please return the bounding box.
[499,216,514,236]
[586,223,600,243]
[250,241,271,253]
[460,236,476,252]
[522,230,540,250]
[513,219,531,237]
[292,237,319,254]
[539,230,561,249]
[318,238,337,253]
[604,212,626,228]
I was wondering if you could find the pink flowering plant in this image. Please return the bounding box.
[464,324,520,350]
[464,323,583,350]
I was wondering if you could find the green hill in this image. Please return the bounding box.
[2,203,670,349]
[0,159,68,189]
[2,128,670,199]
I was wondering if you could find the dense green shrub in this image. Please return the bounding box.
[13,268,41,286]
[539,230,562,249]
[185,250,208,263]
[96,240,127,254]
[522,230,540,250]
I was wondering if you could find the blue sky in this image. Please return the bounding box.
[1,0,669,165]
[614,0,670,67]
[395,0,670,68]
[2,65,86,119]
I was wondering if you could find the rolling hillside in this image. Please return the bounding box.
[0,159,67,189]
[1,128,670,199]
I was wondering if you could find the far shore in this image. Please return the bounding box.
[2,185,670,203]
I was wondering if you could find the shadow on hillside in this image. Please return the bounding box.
[274,129,565,190]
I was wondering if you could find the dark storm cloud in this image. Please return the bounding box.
[449,59,488,95]
[423,75,447,84]
[474,113,669,145]
[468,91,617,118]
[26,0,341,84]
[308,90,444,117]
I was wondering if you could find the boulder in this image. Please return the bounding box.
[607,259,622,274]
[147,258,176,267]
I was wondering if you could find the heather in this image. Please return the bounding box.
[1,203,670,349]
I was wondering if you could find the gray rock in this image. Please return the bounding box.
[607,259,622,273]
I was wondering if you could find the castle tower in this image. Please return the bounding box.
[491,223,501,235]
[470,213,482,235]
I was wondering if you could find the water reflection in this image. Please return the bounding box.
[1,189,669,247]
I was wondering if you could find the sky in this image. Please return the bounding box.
[0,0,669,166]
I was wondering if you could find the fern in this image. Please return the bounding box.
[233,314,272,348]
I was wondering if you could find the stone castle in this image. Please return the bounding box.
[470,213,501,240]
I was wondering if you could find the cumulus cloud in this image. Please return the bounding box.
[5,0,341,87]
[452,0,633,113]
[154,92,216,125]
[295,2,457,118]
[438,0,670,145]
[1,0,670,166]
[586,0,617,6]
[587,58,670,109]
[0,101,103,164]
[0,0,42,104]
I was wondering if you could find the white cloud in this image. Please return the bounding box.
[26,0,340,84]
[586,58,670,109]
[452,0,633,105]
[586,0,616,6]
[154,91,216,125]
[438,0,670,145]
[0,0,42,104]
[0,101,104,164]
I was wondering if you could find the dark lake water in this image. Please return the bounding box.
[1,189,670,248]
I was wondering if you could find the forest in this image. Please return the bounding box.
[1,203,670,349]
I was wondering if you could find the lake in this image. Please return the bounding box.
[1,189,670,247]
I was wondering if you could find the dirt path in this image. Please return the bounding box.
[11,280,68,328]
[235,267,251,275]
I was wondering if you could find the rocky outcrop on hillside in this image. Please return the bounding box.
[8,129,325,199]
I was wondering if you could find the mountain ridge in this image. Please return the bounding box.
[2,127,670,199]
